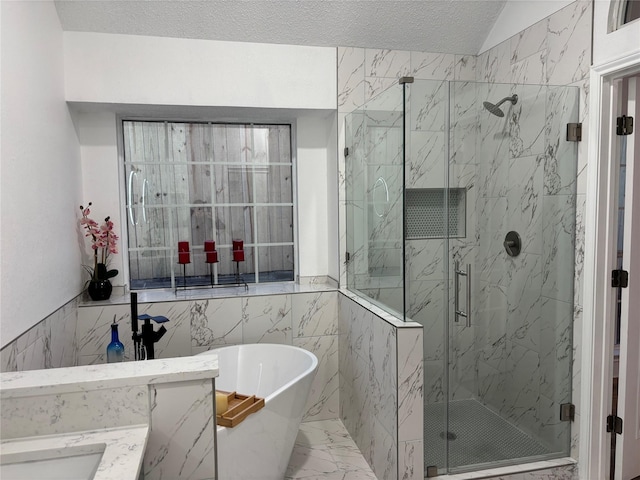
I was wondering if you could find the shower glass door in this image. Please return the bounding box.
[345,83,405,317]
[409,80,579,474]
[345,78,579,475]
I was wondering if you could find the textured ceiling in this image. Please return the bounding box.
[54,0,507,55]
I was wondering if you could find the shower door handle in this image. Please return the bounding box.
[454,261,471,327]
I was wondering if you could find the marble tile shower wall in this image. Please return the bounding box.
[338,0,591,467]
[474,81,579,452]
[1,296,79,373]
[475,2,591,457]
[338,293,423,480]
[76,291,339,422]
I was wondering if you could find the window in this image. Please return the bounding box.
[122,121,294,289]
[611,0,640,30]
[624,0,640,24]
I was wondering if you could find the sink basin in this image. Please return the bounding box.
[1,446,104,480]
[0,425,149,480]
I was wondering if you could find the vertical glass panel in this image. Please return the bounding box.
[404,79,450,474]
[344,111,364,292]
[344,81,404,317]
[444,82,578,473]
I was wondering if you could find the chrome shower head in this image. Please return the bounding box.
[483,94,518,117]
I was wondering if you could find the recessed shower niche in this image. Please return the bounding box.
[405,188,466,239]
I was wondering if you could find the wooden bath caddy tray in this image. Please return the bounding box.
[216,390,265,428]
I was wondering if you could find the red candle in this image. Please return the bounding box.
[232,239,244,262]
[206,251,218,263]
[178,241,190,264]
[204,240,215,252]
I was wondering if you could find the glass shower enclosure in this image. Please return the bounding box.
[345,78,578,475]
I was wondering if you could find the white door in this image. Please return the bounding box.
[615,74,640,480]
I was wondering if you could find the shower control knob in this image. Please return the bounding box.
[504,231,521,257]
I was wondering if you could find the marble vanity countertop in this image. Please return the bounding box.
[1,424,149,480]
[0,355,218,399]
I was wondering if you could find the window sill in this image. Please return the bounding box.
[79,279,338,308]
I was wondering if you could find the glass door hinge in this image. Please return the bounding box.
[560,403,575,421]
[344,252,351,264]
[344,147,349,157]
[612,269,629,288]
[566,123,582,142]
[607,414,623,434]
[616,115,634,135]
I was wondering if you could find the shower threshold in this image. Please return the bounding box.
[424,398,563,475]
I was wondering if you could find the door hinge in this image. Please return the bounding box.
[607,414,623,434]
[345,251,351,264]
[616,115,634,135]
[344,147,349,157]
[560,403,575,421]
[566,123,582,142]
[612,269,629,288]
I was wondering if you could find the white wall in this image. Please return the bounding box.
[64,32,336,110]
[297,115,333,278]
[480,0,574,53]
[65,33,338,284]
[0,1,82,348]
[326,114,340,281]
[75,111,122,285]
[592,0,640,65]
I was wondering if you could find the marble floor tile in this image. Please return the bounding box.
[286,419,378,480]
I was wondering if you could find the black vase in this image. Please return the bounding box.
[88,279,112,301]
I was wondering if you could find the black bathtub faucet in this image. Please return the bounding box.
[130,292,169,360]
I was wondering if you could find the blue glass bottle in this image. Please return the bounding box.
[107,321,125,363]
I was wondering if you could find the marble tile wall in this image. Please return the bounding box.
[1,368,217,480]
[474,1,590,456]
[1,385,149,439]
[338,0,591,473]
[1,295,79,373]
[145,380,216,480]
[473,83,579,448]
[76,290,339,422]
[338,292,423,480]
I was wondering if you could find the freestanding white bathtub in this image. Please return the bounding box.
[198,343,318,480]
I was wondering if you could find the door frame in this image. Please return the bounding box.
[582,50,640,480]
[614,73,640,480]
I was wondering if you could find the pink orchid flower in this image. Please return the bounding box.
[79,203,119,281]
